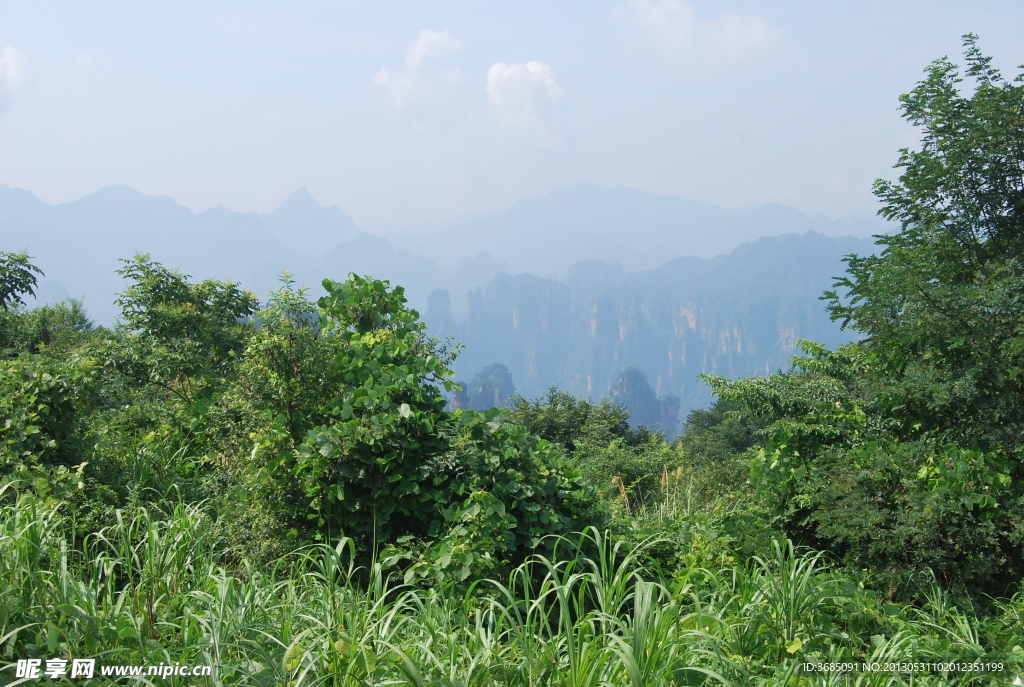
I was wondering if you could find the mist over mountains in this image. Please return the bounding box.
[432,231,875,427]
[368,184,883,275]
[0,182,882,423]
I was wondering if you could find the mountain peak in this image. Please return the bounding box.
[260,188,359,254]
[66,185,189,216]
[275,187,320,212]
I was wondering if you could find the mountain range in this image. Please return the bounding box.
[0,182,884,424]
[432,231,875,425]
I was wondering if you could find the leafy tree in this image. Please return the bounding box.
[0,251,43,311]
[235,275,338,444]
[291,274,457,542]
[0,253,97,500]
[235,275,603,580]
[824,34,1024,457]
[707,342,1021,597]
[506,386,651,454]
[571,435,676,513]
[0,356,95,473]
[105,255,258,403]
[409,409,607,582]
[677,398,768,464]
[0,253,88,359]
[707,37,1024,597]
[1,299,94,359]
[506,387,675,514]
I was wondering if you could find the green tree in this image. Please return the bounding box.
[105,255,258,404]
[507,387,672,514]
[677,398,768,465]
[280,274,457,544]
[0,356,95,477]
[235,275,338,444]
[0,252,80,358]
[707,37,1024,597]
[506,386,649,454]
[235,275,603,580]
[1,299,94,359]
[0,251,43,311]
[825,34,1024,457]
[0,253,97,498]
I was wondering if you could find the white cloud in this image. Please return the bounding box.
[78,52,94,67]
[372,29,463,112]
[404,29,461,71]
[623,1,778,62]
[0,46,26,88]
[486,61,562,129]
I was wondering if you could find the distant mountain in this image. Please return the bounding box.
[428,231,876,424]
[370,183,888,275]
[1,183,881,426]
[260,187,359,255]
[0,185,451,324]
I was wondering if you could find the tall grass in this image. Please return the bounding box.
[0,485,1019,686]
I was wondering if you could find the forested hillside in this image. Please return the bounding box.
[435,231,874,424]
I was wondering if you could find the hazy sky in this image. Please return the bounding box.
[0,1,1021,226]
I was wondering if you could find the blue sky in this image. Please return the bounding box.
[0,1,1021,226]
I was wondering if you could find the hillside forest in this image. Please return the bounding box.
[1,36,1023,686]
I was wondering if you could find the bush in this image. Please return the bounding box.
[231,275,606,581]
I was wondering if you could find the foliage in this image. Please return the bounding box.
[105,254,258,404]
[0,255,91,362]
[507,387,652,455]
[0,356,94,506]
[572,436,677,514]
[506,387,680,521]
[229,274,604,581]
[0,298,94,359]
[824,34,1024,459]
[1,492,1020,685]
[701,39,1024,599]
[265,273,458,545]
[0,251,43,311]
[0,356,94,472]
[705,340,1024,598]
[235,275,339,444]
[677,398,768,465]
[407,410,608,582]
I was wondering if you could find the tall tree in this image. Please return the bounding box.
[825,34,1024,456]
[708,37,1024,596]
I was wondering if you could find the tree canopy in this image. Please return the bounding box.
[0,251,43,311]
[825,34,1024,456]
[706,36,1024,597]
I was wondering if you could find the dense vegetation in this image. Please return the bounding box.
[1,36,1023,685]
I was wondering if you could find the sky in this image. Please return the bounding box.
[0,1,1022,227]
